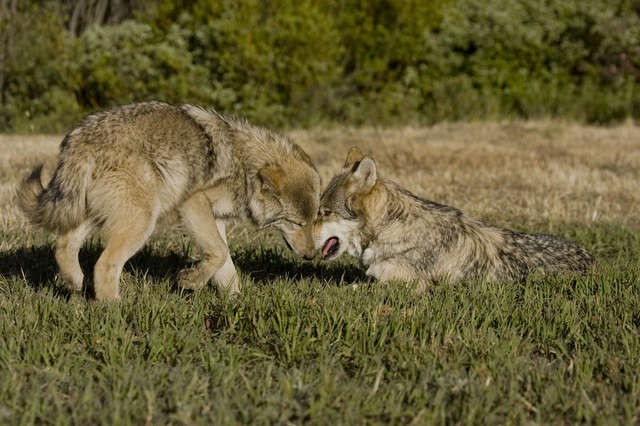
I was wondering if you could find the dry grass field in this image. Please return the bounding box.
[3,121,640,233]
[297,121,640,227]
[1,122,639,424]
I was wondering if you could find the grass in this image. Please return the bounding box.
[1,123,640,424]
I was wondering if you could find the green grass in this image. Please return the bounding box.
[1,224,639,425]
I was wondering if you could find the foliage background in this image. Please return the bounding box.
[1,0,640,132]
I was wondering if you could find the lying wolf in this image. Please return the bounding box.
[18,101,320,301]
[314,147,593,290]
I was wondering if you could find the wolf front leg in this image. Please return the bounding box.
[366,260,418,286]
[211,220,240,293]
[178,192,240,295]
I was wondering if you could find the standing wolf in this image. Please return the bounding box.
[18,101,320,301]
[314,147,593,291]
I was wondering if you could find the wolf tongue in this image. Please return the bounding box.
[322,237,339,258]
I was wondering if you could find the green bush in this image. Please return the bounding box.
[69,20,211,108]
[0,3,78,132]
[1,0,639,132]
[417,0,640,122]
[178,0,345,126]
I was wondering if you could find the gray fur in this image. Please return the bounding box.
[314,150,593,290]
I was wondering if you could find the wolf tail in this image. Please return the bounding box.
[514,232,594,274]
[17,159,91,233]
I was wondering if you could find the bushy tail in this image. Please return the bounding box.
[515,232,594,274]
[17,161,90,233]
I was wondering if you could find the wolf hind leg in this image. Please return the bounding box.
[93,206,158,301]
[178,192,240,295]
[55,220,95,292]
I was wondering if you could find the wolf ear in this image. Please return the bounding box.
[258,164,285,195]
[344,147,365,169]
[349,156,377,194]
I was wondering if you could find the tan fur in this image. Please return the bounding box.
[314,147,594,291]
[17,101,320,301]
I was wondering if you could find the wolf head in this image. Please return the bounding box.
[314,147,379,260]
[250,157,321,260]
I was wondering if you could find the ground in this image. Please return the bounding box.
[1,122,639,424]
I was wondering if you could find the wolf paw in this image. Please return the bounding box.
[216,273,241,296]
[213,259,240,296]
[94,283,120,302]
[56,268,84,293]
[59,276,84,293]
[177,267,208,291]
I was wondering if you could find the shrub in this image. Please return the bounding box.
[0,2,78,132]
[1,0,639,131]
[69,20,211,108]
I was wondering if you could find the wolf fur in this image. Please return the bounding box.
[18,101,320,301]
[314,147,593,291]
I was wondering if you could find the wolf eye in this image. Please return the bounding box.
[320,208,332,217]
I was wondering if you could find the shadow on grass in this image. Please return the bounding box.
[0,245,66,296]
[231,246,367,286]
[0,242,366,299]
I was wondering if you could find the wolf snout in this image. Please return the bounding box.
[283,236,316,260]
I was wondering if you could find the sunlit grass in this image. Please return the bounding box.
[0,224,638,424]
[1,124,639,424]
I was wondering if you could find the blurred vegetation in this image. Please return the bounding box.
[1,0,639,132]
